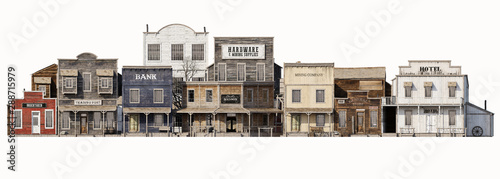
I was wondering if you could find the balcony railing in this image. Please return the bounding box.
[384,97,463,106]
[400,127,415,134]
[437,128,466,134]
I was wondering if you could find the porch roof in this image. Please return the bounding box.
[123,107,171,114]
[177,108,217,114]
[216,108,249,114]
[58,105,116,112]
[246,108,282,113]
[285,108,333,114]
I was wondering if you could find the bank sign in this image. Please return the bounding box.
[222,44,265,59]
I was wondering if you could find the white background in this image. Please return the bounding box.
[1,0,499,178]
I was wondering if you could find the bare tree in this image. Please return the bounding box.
[172,57,200,110]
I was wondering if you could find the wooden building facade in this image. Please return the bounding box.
[31,64,58,99]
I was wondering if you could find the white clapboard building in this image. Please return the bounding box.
[388,60,468,137]
[143,24,208,82]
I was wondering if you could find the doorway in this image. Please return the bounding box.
[80,113,88,134]
[129,114,139,132]
[356,112,365,133]
[226,117,236,132]
[32,111,40,134]
[426,115,437,133]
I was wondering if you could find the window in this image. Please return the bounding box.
[171,44,183,60]
[65,78,73,88]
[263,115,269,126]
[292,90,301,103]
[206,114,213,126]
[237,63,245,81]
[153,89,163,103]
[154,114,163,126]
[247,89,253,102]
[62,112,70,129]
[316,90,325,103]
[449,110,456,126]
[192,44,204,60]
[339,110,346,128]
[106,112,114,128]
[13,110,22,129]
[262,89,269,103]
[192,77,204,81]
[130,89,140,103]
[32,111,39,127]
[38,85,47,96]
[291,114,300,132]
[424,83,432,97]
[188,90,194,102]
[174,77,184,82]
[94,112,101,129]
[148,44,160,61]
[449,86,456,97]
[45,110,53,128]
[316,114,325,127]
[370,110,377,127]
[101,78,109,88]
[405,86,411,97]
[83,73,91,92]
[174,114,183,127]
[218,64,226,81]
[206,90,213,102]
[405,110,412,125]
[257,63,265,81]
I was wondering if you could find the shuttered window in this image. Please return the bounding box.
[425,86,432,97]
[188,90,195,102]
[405,86,411,97]
[405,110,412,125]
[257,63,265,81]
[171,44,183,60]
[83,73,91,92]
[292,90,301,103]
[14,110,22,128]
[449,110,456,126]
[237,64,245,81]
[206,90,213,102]
[449,86,456,97]
[63,112,70,129]
[45,110,53,128]
[94,112,101,129]
[370,110,377,127]
[106,112,114,128]
[316,114,325,127]
[316,90,325,103]
[192,44,204,60]
[153,89,163,103]
[154,114,163,126]
[218,64,226,81]
[130,89,140,103]
[148,44,160,61]
[339,110,346,128]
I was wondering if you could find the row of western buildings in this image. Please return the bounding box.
[8,24,494,137]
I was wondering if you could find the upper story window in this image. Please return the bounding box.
[246,89,254,103]
[188,89,195,102]
[130,89,140,103]
[292,90,301,103]
[171,44,184,61]
[424,82,432,97]
[218,64,226,81]
[83,73,91,92]
[257,63,265,81]
[153,89,164,103]
[404,82,412,97]
[206,90,213,102]
[237,63,245,81]
[192,77,204,82]
[38,85,47,97]
[98,77,113,94]
[448,82,456,97]
[148,44,160,61]
[192,44,204,61]
[316,90,325,103]
[262,89,269,103]
[63,77,77,94]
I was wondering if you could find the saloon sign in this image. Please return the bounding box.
[221,95,241,104]
[222,44,265,59]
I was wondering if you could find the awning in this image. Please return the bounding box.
[246,108,282,113]
[60,69,78,76]
[285,108,333,114]
[216,108,249,114]
[424,82,433,87]
[123,107,171,114]
[448,82,457,87]
[34,77,51,84]
[59,105,116,112]
[177,108,217,114]
[404,82,412,87]
[96,69,114,76]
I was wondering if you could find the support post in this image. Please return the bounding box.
[189,113,192,137]
[248,113,251,136]
[73,111,77,136]
[166,113,170,137]
[145,113,149,136]
[307,113,311,136]
[328,113,332,137]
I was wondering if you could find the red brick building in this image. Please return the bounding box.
[9,91,57,135]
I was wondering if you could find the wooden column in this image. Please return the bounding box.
[145,113,149,136]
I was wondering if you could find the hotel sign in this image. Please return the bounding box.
[22,103,46,108]
[221,95,240,104]
[74,100,102,105]
[222,44,265,59]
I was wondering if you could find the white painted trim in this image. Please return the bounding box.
[45,109,54,129]
[93,112,102,129]
[82,72,92,92]
[218,63,227,81]
[291,89,301,103]
[14,109,22,129]
[130,88,140,103]
[262,89,269,103]
[61,111,71,129]
[147,43,162,62]
[315,89,326,103]
[237,63,246,81]
[32,111,40,134]
[153,88,164,103]
[256,63,265,81]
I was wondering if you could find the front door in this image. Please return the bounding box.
[129,114,139,132]
[32,111,40,134]
[426,115,437,133]
[80,113,88,134]
[226,117,236,132]
[356,112,364,133]
[291,115,300,132]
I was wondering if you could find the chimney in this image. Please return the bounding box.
[485,100,487,110]
[297,61,301,63]
[146,24,149,32]
[204,26,206,33]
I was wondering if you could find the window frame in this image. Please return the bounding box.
[94,112,102,129]
[316,114,325,127]
[45,109,54,129]
[292,90,301,103]
[147,44,161,61]
[62,112,71,129]
[425,86,432,98]
[205,89,213,103]
[449,110,456,126]
[188,89,195,103]
[64,77,74,88]
[316,89,325,103]
[129,88,140,103]
[154,114,163,126]
[449,86,456,98]
[405,110,412,126]
[218,63,226,81]
[262,89,269,103]
[153,88,164,104]
[256,63,265,81]
[192,44,205,61]
[171,44,184,61]
[404,86,411,98]
[370,110,378,128]
[247,89,254,103]
[14,109,22,129]
[82,72,92,92]
[237,63,246,81]
[339,110,347,128]
[38,85,48,97]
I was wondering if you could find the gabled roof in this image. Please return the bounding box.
[32,64,57,75]
[466,102,494,115]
